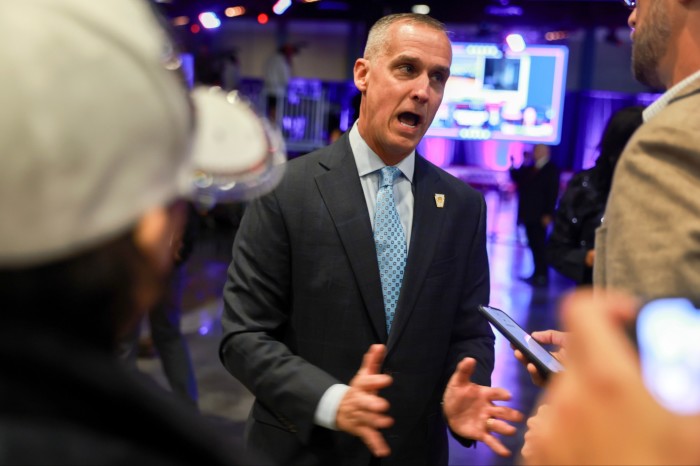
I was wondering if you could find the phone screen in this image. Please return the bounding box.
[479,305,565,375]
[636,298,700,415]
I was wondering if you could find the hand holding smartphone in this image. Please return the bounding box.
[478,305,564,380]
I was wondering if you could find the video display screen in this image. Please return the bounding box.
[427,43,569,144]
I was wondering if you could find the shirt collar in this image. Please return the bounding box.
[349,122,415,183]
[643,69,700,122]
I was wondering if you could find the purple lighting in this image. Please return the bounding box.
[419,138,453,168]
[485,5,523,16]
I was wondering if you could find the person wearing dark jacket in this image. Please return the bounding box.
[510,144,560,286]
[546,106,644,285]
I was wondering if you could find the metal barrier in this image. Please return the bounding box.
[239,78,330,154]
[280,79,328,153]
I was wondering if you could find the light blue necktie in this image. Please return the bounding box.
[374,166,407,333]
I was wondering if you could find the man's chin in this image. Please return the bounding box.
[632,64,663,89]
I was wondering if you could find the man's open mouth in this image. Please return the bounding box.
[398,112,421,128]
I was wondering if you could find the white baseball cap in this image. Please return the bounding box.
[0,0,284,267]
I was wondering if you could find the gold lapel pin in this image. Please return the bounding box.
[435,193,445,208]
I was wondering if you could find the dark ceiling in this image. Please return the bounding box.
[158,0,632,31]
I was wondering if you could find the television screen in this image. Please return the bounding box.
[427,42,568,144]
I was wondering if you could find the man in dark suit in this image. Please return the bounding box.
[220,13,522,466]
[509,144,560,286]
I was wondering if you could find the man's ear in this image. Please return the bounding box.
[354,58,369,92]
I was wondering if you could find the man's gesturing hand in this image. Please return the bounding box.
[443,358,523,457]
[336,344,394,457]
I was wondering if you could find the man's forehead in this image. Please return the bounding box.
[382,24,451,61]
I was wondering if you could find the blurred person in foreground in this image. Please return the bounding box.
[546,106,644,285]
[520,290,700,465]
[220,12,522,466]
[0,0,279,463]
[509,144,560,287]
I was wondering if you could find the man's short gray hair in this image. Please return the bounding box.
[363,13,448,60]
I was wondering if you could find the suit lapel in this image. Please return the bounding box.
[314,136,388,342]
[387,156,444,350]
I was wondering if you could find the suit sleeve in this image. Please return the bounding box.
[219,190,339,443]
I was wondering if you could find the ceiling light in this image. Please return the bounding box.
[273,0,292,15]
[198,12,221,29]
[412,4,431,14]
[172,16,189,27]
[225,6,246,17]
[505,33,526,52]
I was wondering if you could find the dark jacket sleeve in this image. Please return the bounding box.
[546,171,598,284]
[218,190,340,444]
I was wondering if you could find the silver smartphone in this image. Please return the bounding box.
[478,305,565,380]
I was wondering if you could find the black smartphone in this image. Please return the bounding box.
[478,305,565,380]
[632,297,700,415]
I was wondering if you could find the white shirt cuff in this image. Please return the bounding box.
[313,384,350,430]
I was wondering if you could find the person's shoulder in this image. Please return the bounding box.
[286,140,340,171]
[627,97,700,166]
[278,138,349,187]
[647,79,700,133]
[561,169,599,204]
[544,159,561,172]
[568,168,594,186]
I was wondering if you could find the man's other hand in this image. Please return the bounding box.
[336,344,394,457]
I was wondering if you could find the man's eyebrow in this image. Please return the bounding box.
[433,65,451,76]
[392,54,451,75]
[393,54,420,64]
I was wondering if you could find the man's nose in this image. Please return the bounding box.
[628,8,637,30]
[411,75,430,103]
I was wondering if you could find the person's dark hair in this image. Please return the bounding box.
[0,230,160,351]
[593,105,645,195]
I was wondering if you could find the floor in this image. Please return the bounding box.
[137,188,575,466]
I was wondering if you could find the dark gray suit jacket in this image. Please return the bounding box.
[220,133,494,466]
